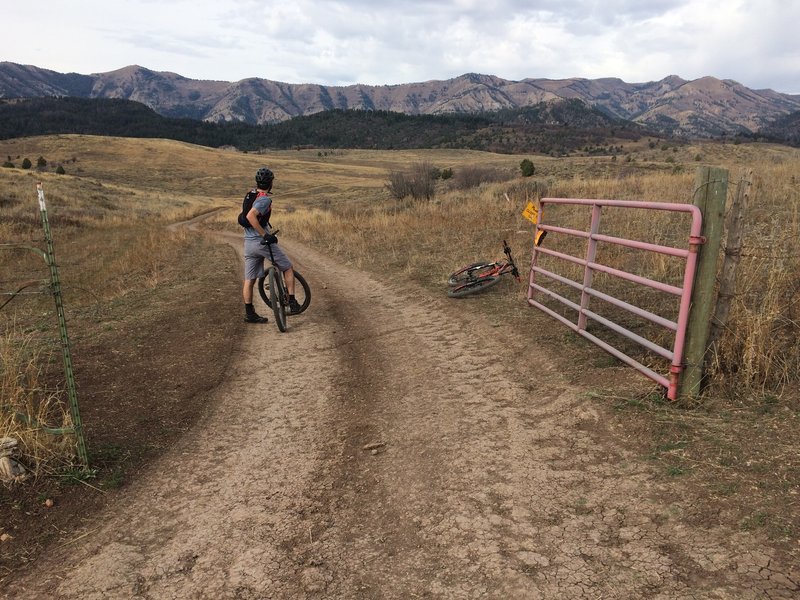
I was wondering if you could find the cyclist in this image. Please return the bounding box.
[241,166,302,323]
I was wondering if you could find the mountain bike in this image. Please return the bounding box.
[447,240,521,298]
[256,233,311,332]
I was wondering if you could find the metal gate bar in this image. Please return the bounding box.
[528,198,704,400]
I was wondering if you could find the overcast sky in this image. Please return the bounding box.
[3,0,798,94]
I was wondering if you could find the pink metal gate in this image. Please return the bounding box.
[528,198,705,400]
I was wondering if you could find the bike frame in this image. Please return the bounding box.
[264,243,281,284]
[478,242,520,282]
[478,260,513,279]
[263,239,289,331]
[447,241,522,298]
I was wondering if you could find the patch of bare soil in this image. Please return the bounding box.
[2,228,798,599]
[0,236,243,580]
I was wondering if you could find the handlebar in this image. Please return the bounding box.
[261,229,280,245]
[502,240,520,281]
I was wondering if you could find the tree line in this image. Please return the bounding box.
[0,96,650,155]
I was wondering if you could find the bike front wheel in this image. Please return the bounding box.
[447,275,502,298]
[447,262,494,286]
[268,267,288,332]
[258,270,311,314]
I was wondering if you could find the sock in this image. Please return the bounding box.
[289,295,296,302]
[245,302,255,315]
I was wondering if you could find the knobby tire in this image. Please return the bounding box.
[258,271,311,314]
[447,275,502,297]
[268,267,288,332]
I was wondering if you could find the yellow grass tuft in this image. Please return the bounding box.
[0,326,76,476]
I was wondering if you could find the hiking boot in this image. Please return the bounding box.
[244,313,268,323]
[288,299,303,315]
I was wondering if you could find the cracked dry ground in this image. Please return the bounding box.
[4,233,798,600]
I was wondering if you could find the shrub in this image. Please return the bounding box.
[21,158,32,169]
[56,165,66,175]
[37,156,47,168]
[520,158,535,177]
[450,165,512,191]
[386,171,412,200]
[2,161,14,168]
[385,161,437,201]
[441,168,453,180]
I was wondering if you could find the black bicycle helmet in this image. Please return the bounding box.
[255,167,274,189]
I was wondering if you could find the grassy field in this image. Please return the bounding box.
[1,133,799,561]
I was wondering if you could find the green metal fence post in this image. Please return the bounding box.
[36,183,89,468]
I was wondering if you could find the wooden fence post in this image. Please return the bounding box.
[708,169,752,353]
[679,166,728,401]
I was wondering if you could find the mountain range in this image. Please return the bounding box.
[2,62,799,139]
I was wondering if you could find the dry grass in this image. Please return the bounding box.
[0,327,76,476]
[5,136,797,400]
[0,136,239,471]
[1,135,798,541]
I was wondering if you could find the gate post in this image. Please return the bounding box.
[577,204,602,331]
[679,167,728,400]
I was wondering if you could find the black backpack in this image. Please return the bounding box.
[237,189,270,228]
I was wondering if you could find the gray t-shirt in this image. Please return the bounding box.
[243,194,273,240]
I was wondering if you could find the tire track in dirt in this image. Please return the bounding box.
[3,232,797,599]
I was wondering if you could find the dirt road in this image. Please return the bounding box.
[4,231,797,599]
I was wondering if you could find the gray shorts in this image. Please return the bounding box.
[243,239,293,280]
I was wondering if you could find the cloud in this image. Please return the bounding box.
[2,0,797,93]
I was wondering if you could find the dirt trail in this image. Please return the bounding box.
[3,230,797,599]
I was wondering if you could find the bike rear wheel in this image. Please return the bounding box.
[447,275,502,297]
[447,262,495,286]
[258,270,311,314]
[268,267,288,332]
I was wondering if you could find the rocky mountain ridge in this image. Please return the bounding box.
[2,62,799,138]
